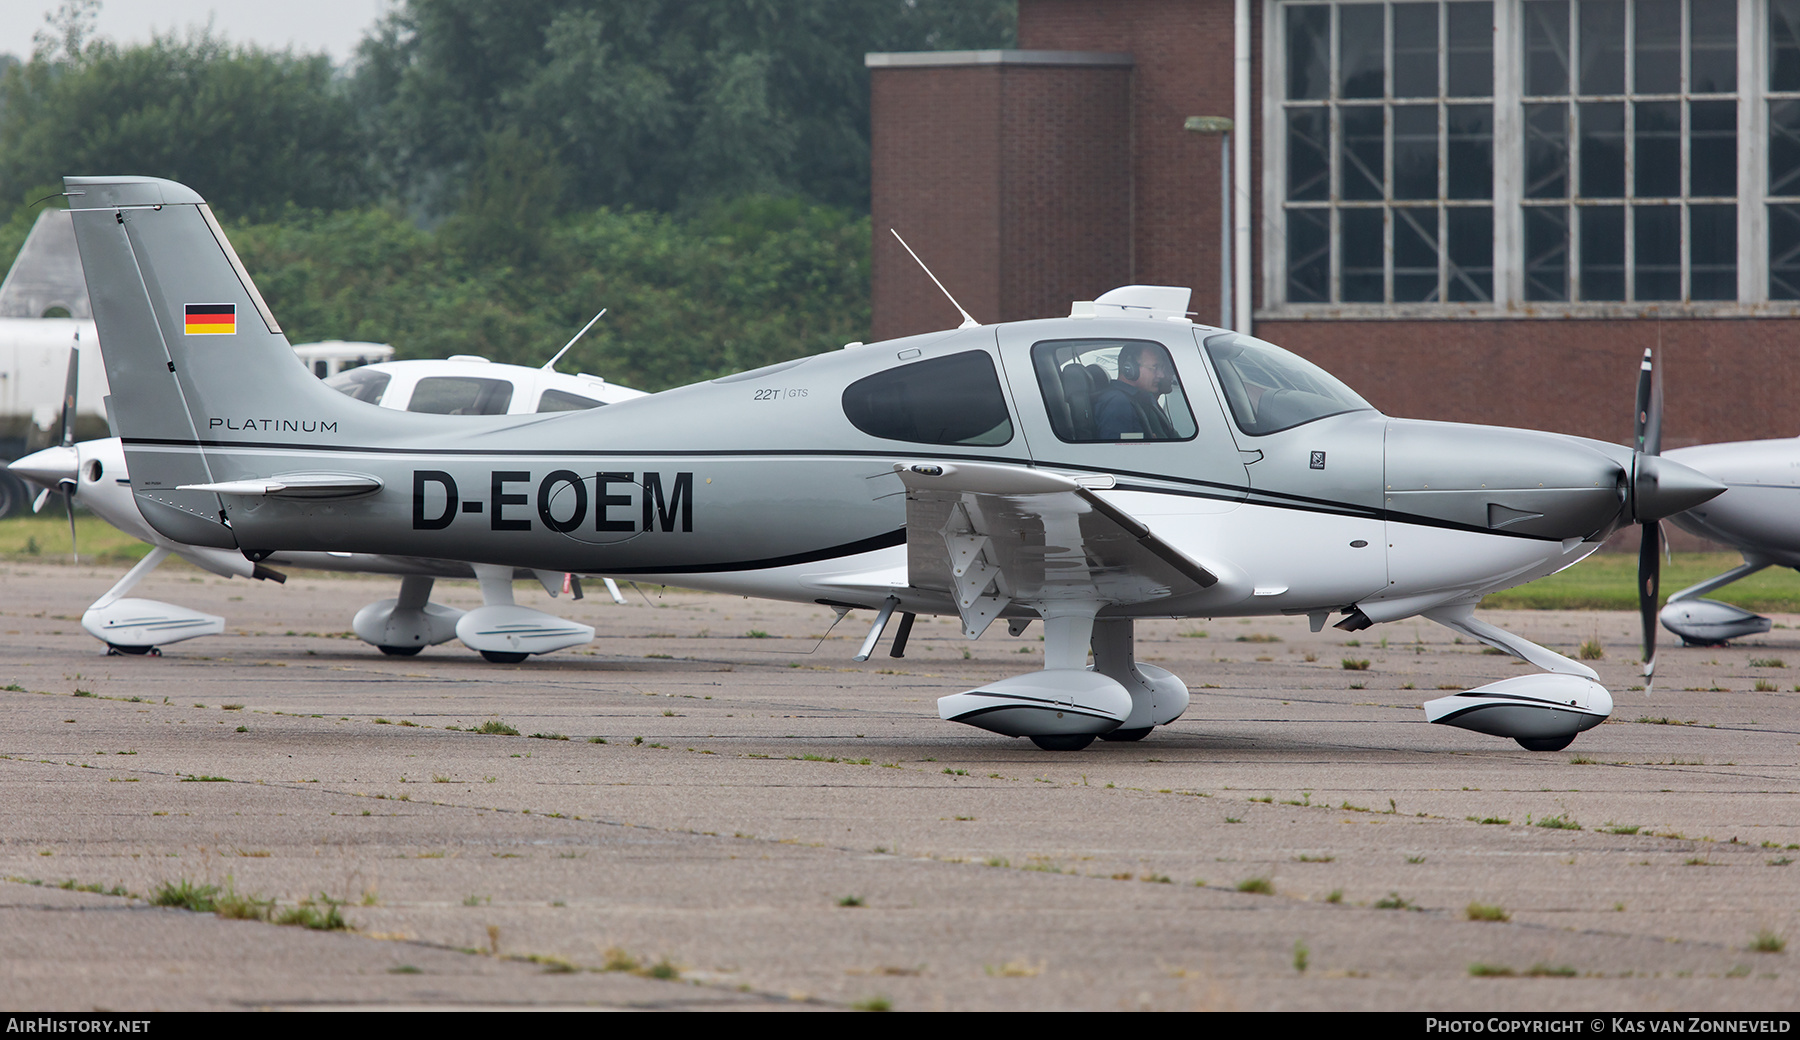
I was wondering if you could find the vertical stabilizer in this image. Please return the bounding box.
[64,176,342,548]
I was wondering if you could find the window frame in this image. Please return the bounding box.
[1263,0,1783,319]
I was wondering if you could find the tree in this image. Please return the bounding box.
[0,31,369,222]
[354,0,1015,216]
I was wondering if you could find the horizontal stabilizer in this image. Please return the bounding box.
[178,473,383,498]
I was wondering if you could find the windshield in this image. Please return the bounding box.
[324,367,391,405]
[1203,332,1372,435]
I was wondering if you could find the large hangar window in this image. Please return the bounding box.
[1518,0,1738,302]
[1272,1,1800,314]
[1281,1,1496,307]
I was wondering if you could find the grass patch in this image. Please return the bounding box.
[215,885,274,922]
[1235,633,1281,643]
[472,720,519,736]
[1373,892,1417,910]
[1483,552,1800,611]
[1751,930,1787,954]
[1341,659,1371,671]
[1468,963,1515,977]
[1235,876,1274,895]
[149,878,218,912]
[1535,813,1581,831]
[274,894,347,931]
[1578,638,1605,660]
[1466,902,1511,922]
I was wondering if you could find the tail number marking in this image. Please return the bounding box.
[413,471,693,533]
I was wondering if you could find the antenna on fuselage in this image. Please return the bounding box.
[543,307,607,372]
[890,229,979,329]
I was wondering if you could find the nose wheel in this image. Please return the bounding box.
[1515,735,1574,752]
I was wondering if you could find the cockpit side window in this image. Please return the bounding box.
[1203,332,1372,435]
[536,388,603,412]
[324,367,391,405]
[407,376,515,415]
[842,350,1013,446]
[1031,339,1198,443]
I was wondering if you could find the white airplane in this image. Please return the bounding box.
[10,348,645,661]
[1655,436,1800,646]
[63,175,1725,751]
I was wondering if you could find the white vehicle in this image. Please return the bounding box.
[11,351,644,661]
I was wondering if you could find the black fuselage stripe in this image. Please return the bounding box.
[571,528,905,575]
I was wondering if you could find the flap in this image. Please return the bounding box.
[893,461,1222,635]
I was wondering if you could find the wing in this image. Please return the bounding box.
[894,461,1226,638]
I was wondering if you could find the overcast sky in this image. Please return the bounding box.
[3,1,393,65]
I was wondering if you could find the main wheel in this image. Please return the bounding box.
[480,650,529,664]
[1515,734,1574,752]
[377,645,423,657]
[1030,733,1096,751]
[107,643,154,655]
[1100,727,1151,742]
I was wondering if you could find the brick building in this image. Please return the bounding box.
[868,0,1800,452]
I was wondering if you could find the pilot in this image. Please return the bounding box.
[1094,343,1177,440]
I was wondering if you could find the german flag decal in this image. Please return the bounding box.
[184,303,236,335]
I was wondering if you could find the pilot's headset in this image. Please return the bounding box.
[1117,344,1141,381]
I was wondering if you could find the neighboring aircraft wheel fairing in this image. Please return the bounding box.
[1516,735,1575,752]
[455,605,594,659]
[1099,727,1152,742]
[83,598,225,648]
[1031,734,1097,751]
[378,645,424,657]
[353,597,463,652]
[480,650,529,664]
[1660,599,1772,646]
[938,670,1130,739]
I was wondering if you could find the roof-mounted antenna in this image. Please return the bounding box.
[543,307,607,372]
[890,229,979,329]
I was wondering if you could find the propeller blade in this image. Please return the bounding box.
[1639,520,1660,692]
[58,343,79,449]
[1634,346,1663,458]
[32,487,50,513]
[63,481,78,564]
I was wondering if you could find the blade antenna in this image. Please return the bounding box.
[890,229,980,329]
[543,308,607,372]
[60,343,80,563]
